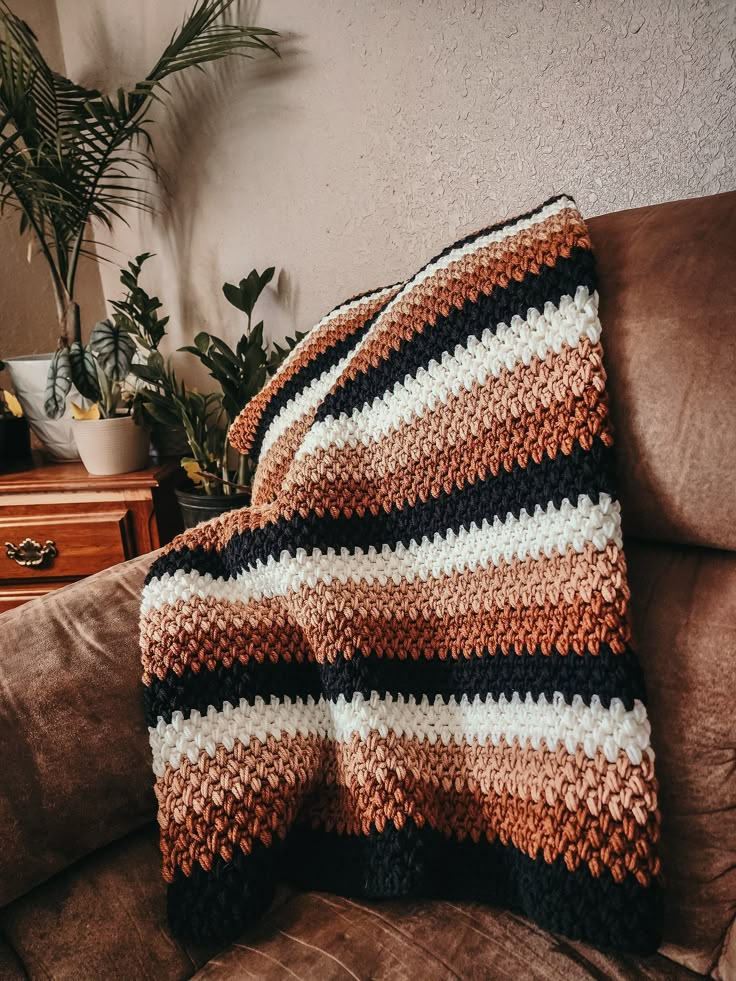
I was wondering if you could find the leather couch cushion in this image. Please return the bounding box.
[626,540,736,978]
[192,894,700,981]
[0,554,157,906]
[588,191,736,553]
[0,824,698,981]
[0,826,210,981]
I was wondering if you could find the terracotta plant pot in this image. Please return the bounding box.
[5,354,81,461]
[73,415,149,476]
[175,486,251,529]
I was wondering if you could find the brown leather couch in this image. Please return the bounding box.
[0,191,734,981]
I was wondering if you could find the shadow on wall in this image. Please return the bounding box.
[155,4,307,347]
[61,1,306,355]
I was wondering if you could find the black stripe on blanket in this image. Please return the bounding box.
[146,436,617,586]
[315,247,596,424]
[223,437,616,572]
[143,644,646,727]
[166,817,662,954]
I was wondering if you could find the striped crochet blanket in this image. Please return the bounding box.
[141,195,662,953]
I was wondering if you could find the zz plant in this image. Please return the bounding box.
[179,268,306,489]
[120,260,304,495]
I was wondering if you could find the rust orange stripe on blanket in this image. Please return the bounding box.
[155,734,659,885]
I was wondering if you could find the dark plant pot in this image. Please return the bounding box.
[0,415,32,470]
[175,486,251,529]
[150,423,190,462]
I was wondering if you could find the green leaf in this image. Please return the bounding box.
[240,269,262,317]
[240,338,266,377]
[179,348,219,381]
[128,363,160,383]
[44,346,72,419]
[222,395,241,420]
[223,267,273,320]
[142,401,178,427]
[69,340,100,400]
[208,350,239,385]
[88,318,136,380]
[193,331,211,353]
[235,331,250,358]
[222,281,245,313]
[259,267,275,289]
[208,336,239,368]
[249,320,264,349]
[250,363,267,393]
[147,350,164,372]
[93,359,114,416]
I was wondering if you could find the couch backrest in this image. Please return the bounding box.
[587,190,736,978]
[588,190,736,553]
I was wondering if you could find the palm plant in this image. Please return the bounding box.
[0,0,276,417]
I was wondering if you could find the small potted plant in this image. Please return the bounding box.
[134,267,304,527]
[0,365,31,469]
[69,321,149,476]
[0,0,276,459]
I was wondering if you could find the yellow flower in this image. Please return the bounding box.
[70,401,100,420]
[2,391,23,417]
[182,457,205,486]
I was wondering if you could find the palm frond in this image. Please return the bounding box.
[0,0,278,337]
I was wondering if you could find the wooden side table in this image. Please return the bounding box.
[0,459,184,613]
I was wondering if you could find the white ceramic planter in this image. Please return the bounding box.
[73,415,149,476]
[5,354,80,461]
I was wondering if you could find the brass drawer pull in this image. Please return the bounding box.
[5,538,59,569]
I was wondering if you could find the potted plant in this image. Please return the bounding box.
[134,267,305,527]
[108,253,190,460]
[0,366,30,469]
[0,0,276,459]
[68,320,149,476]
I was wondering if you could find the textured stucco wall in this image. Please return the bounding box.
[0,0,105,366]
[53,0,735,361]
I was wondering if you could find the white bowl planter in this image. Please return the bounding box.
[73,415,149,476]
[5,354,80,461]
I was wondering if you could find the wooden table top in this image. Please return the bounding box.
[0,456,181,494]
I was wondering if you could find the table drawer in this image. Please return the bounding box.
[1,509,133,581]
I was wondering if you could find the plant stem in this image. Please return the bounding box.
[63,301,82,347]
[198,470,249,493]
[236,452,248,488]
[65,227,86,311]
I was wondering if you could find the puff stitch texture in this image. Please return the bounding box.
[141,195,662,951]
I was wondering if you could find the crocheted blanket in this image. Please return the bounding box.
[141,195,662,953]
